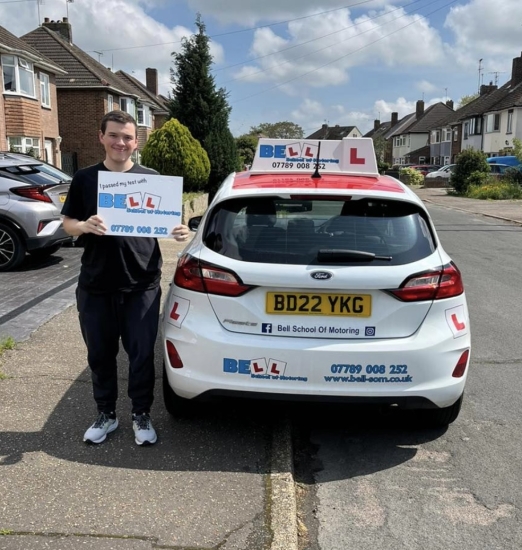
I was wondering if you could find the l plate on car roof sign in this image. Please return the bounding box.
[249,138,379,177]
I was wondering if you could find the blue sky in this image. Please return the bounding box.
[2,0,522,136]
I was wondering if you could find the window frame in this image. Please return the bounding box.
[507,110,513,134]
[2,54,36,98]
[7,136,41,158]
[39,72,51,108]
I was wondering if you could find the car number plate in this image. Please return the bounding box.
[266,292,371,317]
[59,194,67,203]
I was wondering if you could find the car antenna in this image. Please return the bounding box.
[311,141,322,179]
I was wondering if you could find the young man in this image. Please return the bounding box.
[62,110,189,446]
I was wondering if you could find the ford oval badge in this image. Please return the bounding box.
[311,271,333,280]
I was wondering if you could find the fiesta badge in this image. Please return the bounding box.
[310,271,333,280]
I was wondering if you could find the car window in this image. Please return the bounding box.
[203,197,436,266]
[35,163,72,182]
[0,165,63,186]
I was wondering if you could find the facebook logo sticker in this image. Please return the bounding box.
[262,323,272,334]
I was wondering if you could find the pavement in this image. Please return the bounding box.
[0,190,521,550]
[412,186,522,225]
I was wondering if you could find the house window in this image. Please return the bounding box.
[120,97,135,116]
[7,137,41,157]
[507,110,513,133]
[1,55,35,97]
[463,122,469,140]
[453,128,458,141]
[486,113,501,133]
[107,94,113,112]
[40,72,50,108]
[137,104,152,127]
[444,128,452,141]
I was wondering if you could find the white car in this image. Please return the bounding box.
[161,138,470,427]
[425,164,456,179]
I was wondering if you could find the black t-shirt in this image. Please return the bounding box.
[62,162,162,293]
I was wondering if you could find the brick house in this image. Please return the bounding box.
[22,18,168,173]
[0,25,67,166]
[386,100,455,165]
[116,68,169,145]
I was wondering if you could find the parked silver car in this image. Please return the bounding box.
[0,152,72,271]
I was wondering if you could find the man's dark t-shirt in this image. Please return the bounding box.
[62,162,162,293]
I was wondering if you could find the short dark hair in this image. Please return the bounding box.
[100,110,138,135]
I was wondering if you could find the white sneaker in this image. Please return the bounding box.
[83,412,118,444]
[132,413,157,446]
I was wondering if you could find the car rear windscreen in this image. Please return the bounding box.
[203,196,436,266]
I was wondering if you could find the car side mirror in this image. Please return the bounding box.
[188,216,202,231]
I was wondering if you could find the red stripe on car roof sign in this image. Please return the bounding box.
[232,173,405,192]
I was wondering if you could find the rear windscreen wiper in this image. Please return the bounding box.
[317,249,392,262]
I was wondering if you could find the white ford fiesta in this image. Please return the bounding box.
[161,138,471,427]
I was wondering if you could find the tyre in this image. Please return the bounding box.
[29,243,62,259]
[0,222,26,271]
[417,393,464,428]
[162,361,197,417]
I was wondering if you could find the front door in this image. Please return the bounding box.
[44,140,53,164]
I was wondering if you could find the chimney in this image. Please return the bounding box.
[511,52,522,86]
[146,68,158,95]
[391,112,398,126]
[42,16,73,44]
[374,119,380,131]
[446,99,454,110]
[480,83,497,95]
[416,100,425,119]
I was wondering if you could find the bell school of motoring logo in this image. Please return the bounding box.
[261,323,376,337]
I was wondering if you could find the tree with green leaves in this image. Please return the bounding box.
[512,137,522,162]
[169,15,239,196]
[457,93,479,108]
[249,121,304,139]
[235,134,258,168]
[452,148,490,195]
[141,119,210,192]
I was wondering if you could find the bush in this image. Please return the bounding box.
[452,149,490,195]
[141,119,210,192]
[504,167,522,186]
[466,170,492,188]
[467,181,522,200]
[399,167,424,186]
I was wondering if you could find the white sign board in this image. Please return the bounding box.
[97,172,183,238]
[250,138,379,177]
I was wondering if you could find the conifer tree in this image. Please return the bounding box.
[169,15,239,195]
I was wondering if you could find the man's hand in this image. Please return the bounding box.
[171,224,189,242]
[63,215,106,237]
[81,215,107,235]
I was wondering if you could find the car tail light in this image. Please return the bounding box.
[166,340,184,369]
[10,185,53,203]
[452,349,469,378]
[389,263,464,302]
[174,254,254,297]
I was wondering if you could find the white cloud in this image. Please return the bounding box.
[416,80,438,94]
[444,0,522,69]
[0,0,224,96]
[186,0,404,26]
[230,6,444,93]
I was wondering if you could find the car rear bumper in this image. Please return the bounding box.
[162,309,470,409]
[25,220,72,251]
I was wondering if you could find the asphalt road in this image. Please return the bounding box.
[2,199,522,549]
[296,204,522,549]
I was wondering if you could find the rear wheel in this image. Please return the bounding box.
[29,243,62,259]
[417,394,464,428]
[162,362,197,417]
[0,222,26,271]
